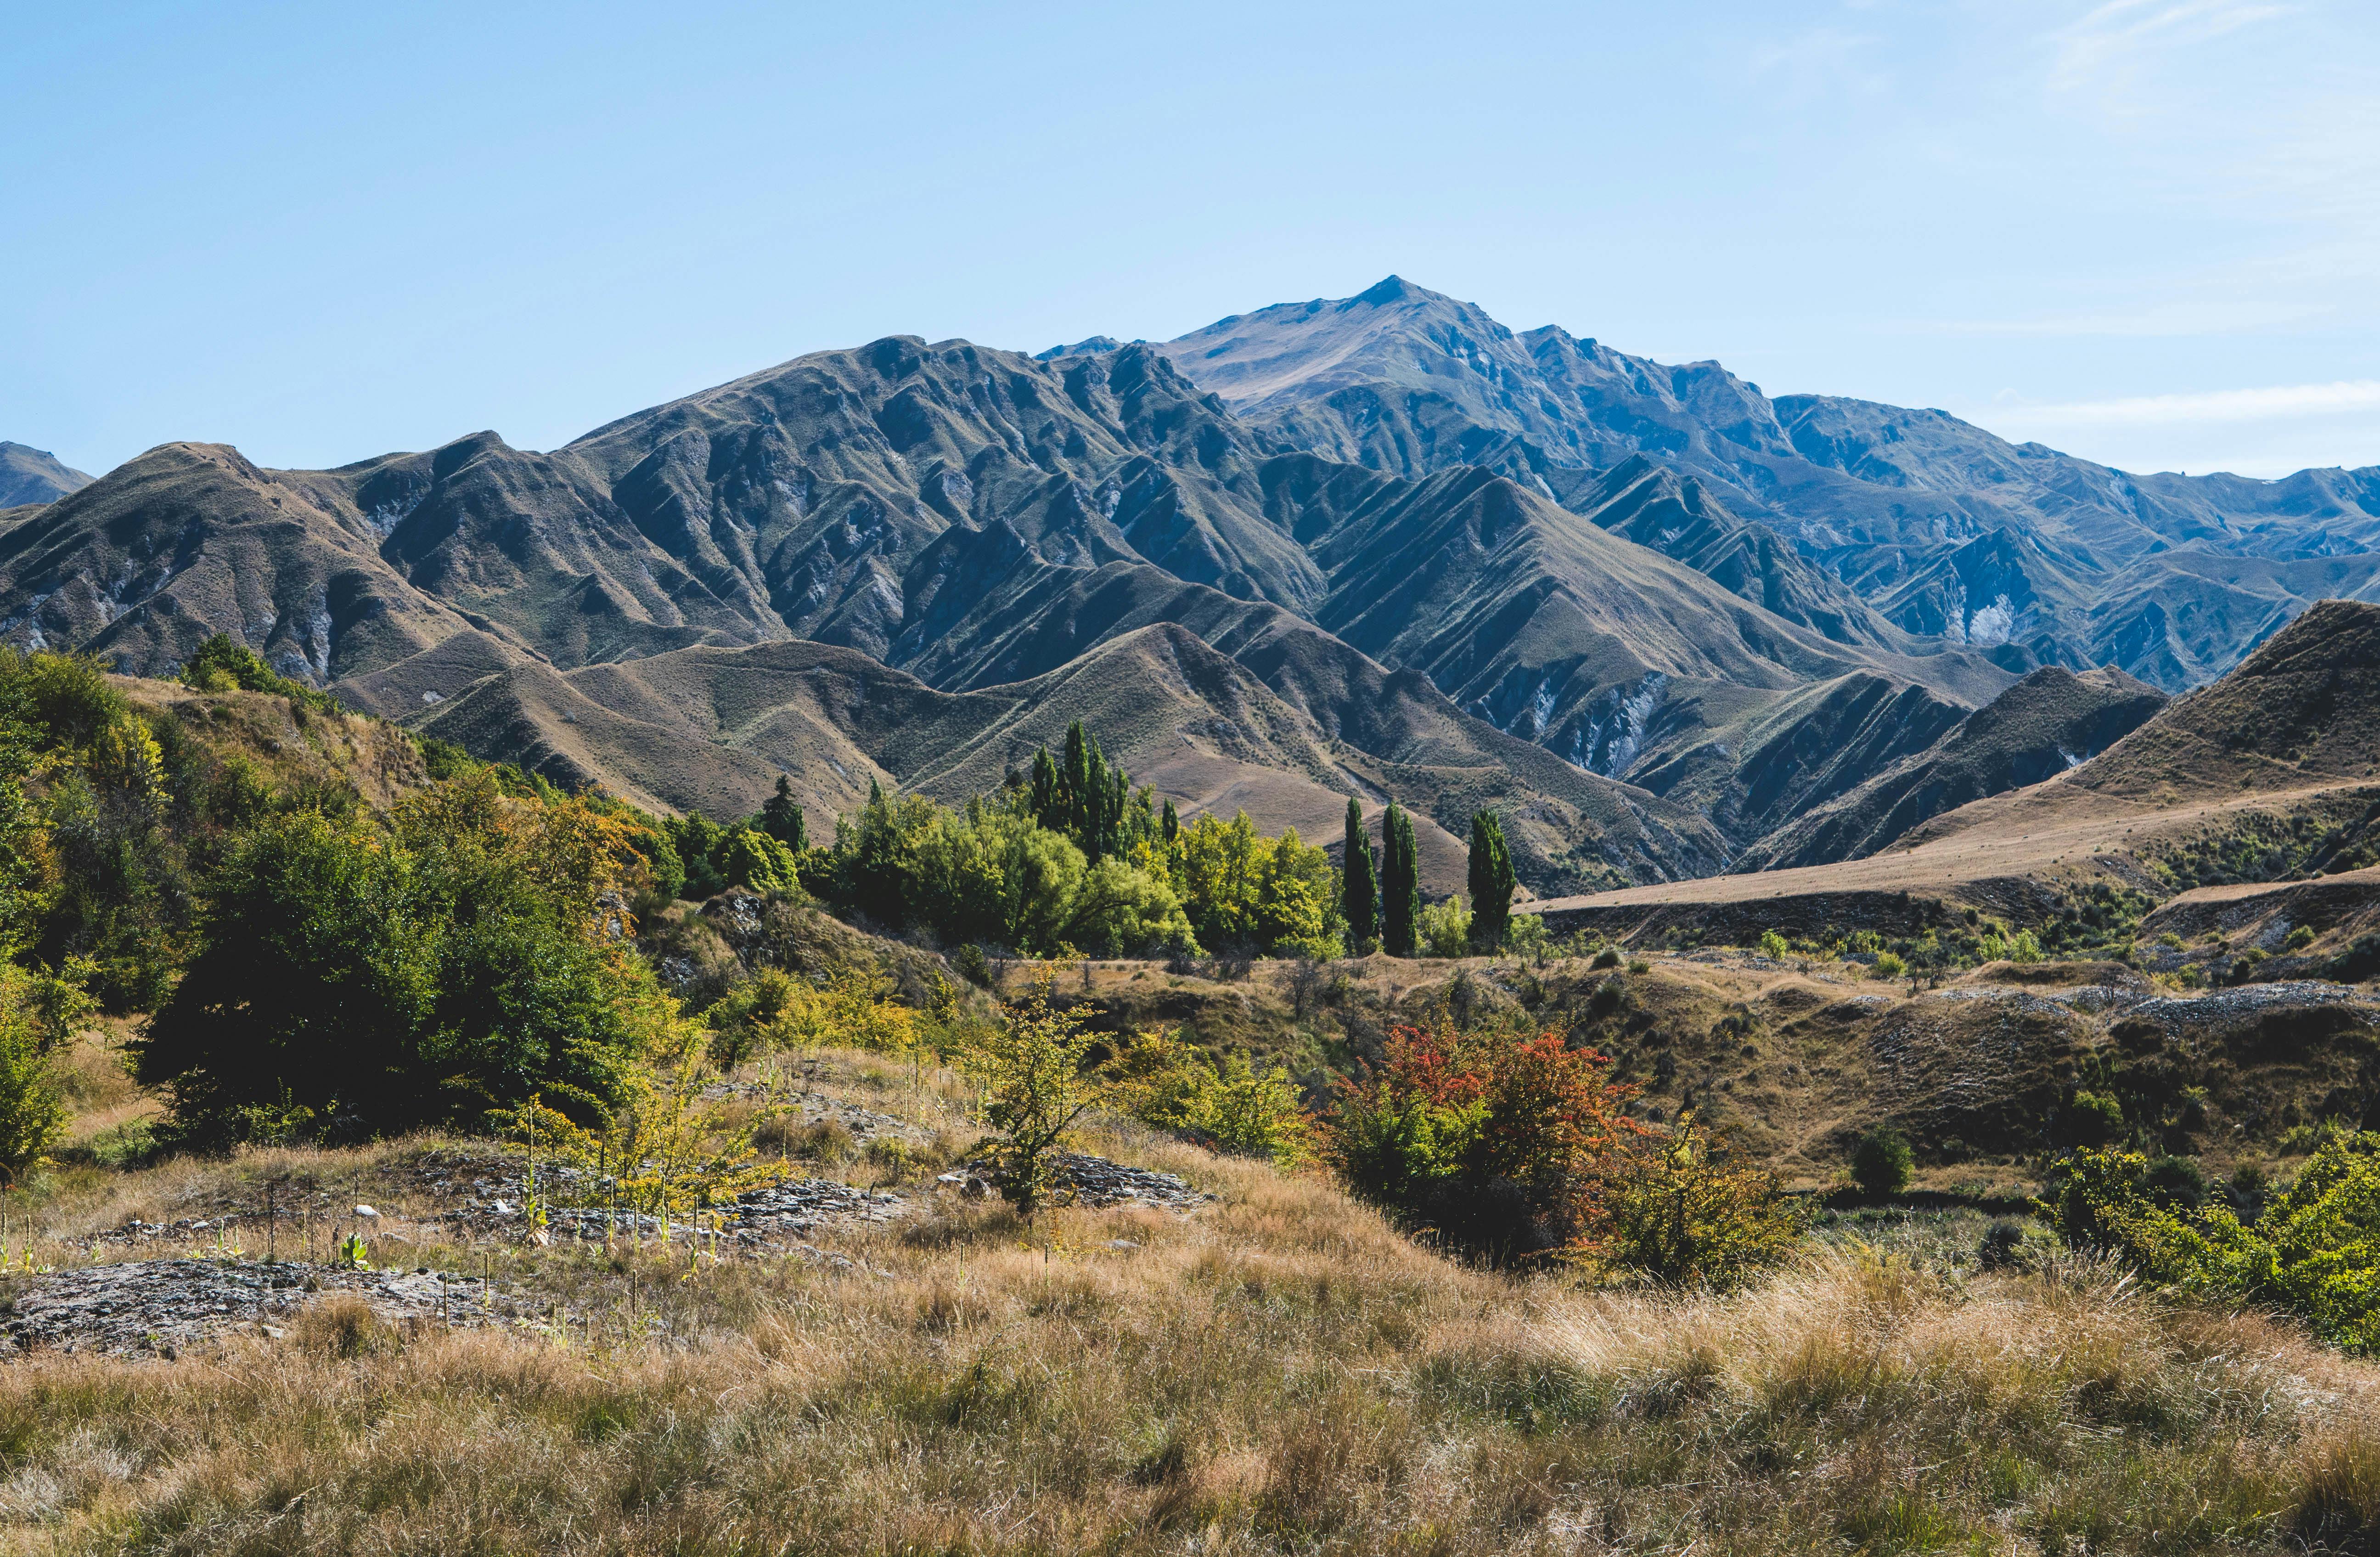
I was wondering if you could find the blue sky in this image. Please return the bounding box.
[6,0,2374,480]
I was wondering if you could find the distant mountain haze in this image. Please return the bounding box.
[0,442,93,508]
[5,276,2372,894]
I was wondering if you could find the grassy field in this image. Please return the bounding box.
[2,1034,2380,1553]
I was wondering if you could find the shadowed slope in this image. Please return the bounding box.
[1740,666,2168,870]
[0,442,506,683]
[1536,602,2380,939]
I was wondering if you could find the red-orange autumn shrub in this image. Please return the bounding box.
[1320,1013,1646,1260]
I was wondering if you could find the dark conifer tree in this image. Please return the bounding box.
[1161,797,1179,845]
[1340,796,1378,952]
[1030,748,1061,833]
[1062,722,1095,846]
[758,774,806,852]
[1467,809,1515,951]
[1380,801,1419,957]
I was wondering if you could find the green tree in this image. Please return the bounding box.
[1380,802,1420,957]
[0,965,68,1182]
[135,798,658,1145]
[1418,894,1472,959]
[756,776,806,852]
[1851,1124,1913,1198]
[845,779,908,924]
[1340,797,1378,953]
[715,828,799,895]
[962,973,1113,1219]
[1467,810,1515,952]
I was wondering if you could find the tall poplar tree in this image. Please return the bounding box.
[1380,801,1419,957]
[1340,796,1378,953]
[1467,809,1515,951]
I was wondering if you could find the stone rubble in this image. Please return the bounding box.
[1,1258,524,1362]
[938,1151,1213,1212]
[411,1151,910,1245]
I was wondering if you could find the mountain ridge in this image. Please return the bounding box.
[10,279,2371,902]
[1149,278,2380,691]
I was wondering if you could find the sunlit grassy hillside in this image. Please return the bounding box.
[3,1040,2380,1554]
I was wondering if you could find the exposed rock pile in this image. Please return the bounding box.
[1,1259,520,1361]
[939,1151,1213,1212]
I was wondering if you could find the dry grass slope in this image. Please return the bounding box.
[5,1099,2380,1551]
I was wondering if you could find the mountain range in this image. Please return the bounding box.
[5,278,2372,896]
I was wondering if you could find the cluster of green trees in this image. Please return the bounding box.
[772,722,1539,963]
[806,723,1335,959]
[1335,796,1519,957]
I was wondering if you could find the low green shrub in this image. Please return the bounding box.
[1417,896,1472,959]
[1114,1030,1309,1167]
[1576,1116,1806,1291]
[1850,1125,1913,1199]
[2058,1136,2380,1351]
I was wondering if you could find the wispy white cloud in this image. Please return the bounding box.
[2048,0,2292,90]
[1988,379,2380,426]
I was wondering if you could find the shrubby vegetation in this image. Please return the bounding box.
[1111,1027,1309,1166]
[1727,905,2071,984]
[0,645,393,1167]
[135,771,679,1145]
[1319,1008,1800,1283]
[177,632,342,716]
[2057,1135,2380,1351]
[1851,1123,1913,1198]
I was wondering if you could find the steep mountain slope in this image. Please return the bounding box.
[3,341,1328,692]
[1739,666,2168,870]
[1533,603,2380,941]
[1275,457,2015,842]
[0,442,514,681]
[416,624,1731,892]
[0,442,91,507]
[1153,278,2380,691]
[2055,599,2380,805]
[1,331,2035,880]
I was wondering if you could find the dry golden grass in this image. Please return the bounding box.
[2,1040,2378,1552]
[0,1101,2378,1552]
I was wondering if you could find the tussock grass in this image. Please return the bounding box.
[3,1046,2378,1551]
[1,1131,2379,1553]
